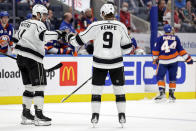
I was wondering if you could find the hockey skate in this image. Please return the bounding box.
[154,91,166,103]
[91,113,99,128]
[118,113,126,128]
[34,106,51,126]
[21,109,35,125]
[169,89,176,103]
[21,104,34,125]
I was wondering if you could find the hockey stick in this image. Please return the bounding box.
[178,61,196,62]
[0,53,63,72]
[61,76,92,103]
[0,52,17,60]
[45,63,63,72]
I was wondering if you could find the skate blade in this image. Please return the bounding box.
[168,99,176,103]
[21,120,34,125]
[154,98,167,103]
[34,120,51,126]
[119,119,126,128]
[120,123,124,128]
[21,116,34,125]
[92,122,98,128]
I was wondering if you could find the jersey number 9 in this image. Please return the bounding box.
[103,32,113,48]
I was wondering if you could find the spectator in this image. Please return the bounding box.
[45,9,58,30]
[174,8,182,31]
[0,11,14,54]
[120,0,139,14]
[158,0,166,26]
[26,13,32,19]
[45,40,77,56]
[32,0,50,7]
[75,11,86,33]
[59,12,76,33]
[83,8,97,29]
[175,0,186,9]
[180,1,195,23]
[142,0,151,6]
[120,2,137,32]
[178,1,196,32]
[163,0,181,31]
[120,2,131,28]
[163,0,171,24]
[68,6,79,20]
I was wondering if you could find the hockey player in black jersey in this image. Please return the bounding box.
[65,4,133,127]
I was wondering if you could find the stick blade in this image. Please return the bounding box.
[61,97,68,103]
[46,62,63,72]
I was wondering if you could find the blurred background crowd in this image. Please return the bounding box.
[0,0,196,55]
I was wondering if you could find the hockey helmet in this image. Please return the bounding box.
[100,4,115,19]
[163,24,172,33]
[32,4,48,17]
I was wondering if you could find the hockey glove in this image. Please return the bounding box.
[56,30,67,40]
[62,32,75,43]
[186,55,193,64]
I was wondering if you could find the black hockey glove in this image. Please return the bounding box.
[61,32,75,43]
[56,30,67,40]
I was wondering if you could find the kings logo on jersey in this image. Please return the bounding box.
[60,62,77,86]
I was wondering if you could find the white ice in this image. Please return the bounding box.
[0,100,196,131]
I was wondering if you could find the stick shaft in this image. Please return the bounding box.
[61,77,92,102]
[0,53,16,60]
[178,61,196,62]
[0,53,62,72]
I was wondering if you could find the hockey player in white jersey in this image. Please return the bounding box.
[13,4,64,126]
[66,4,133,127]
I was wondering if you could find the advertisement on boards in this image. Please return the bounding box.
[0,56,195,97]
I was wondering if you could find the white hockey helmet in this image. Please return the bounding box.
[32,4,48,17]
[100,4,115,19]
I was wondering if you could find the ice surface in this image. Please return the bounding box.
[0,100,196,131]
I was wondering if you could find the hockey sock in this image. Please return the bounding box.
[116,94,126,113]
[169,89,175,95]
[159,87,165,94]
[169,83,176,91]
[23,90,34,109]
[91,94,101,114]
[34,91,44,110]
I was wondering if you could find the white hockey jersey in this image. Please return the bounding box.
[14,19,58,63]
[70,20,132,69]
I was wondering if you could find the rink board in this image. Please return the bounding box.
[0,55,196,104]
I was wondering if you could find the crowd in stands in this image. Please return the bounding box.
[111,0,196,32]
[0,0,195,55]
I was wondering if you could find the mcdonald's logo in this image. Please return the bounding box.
[60,62,77,86]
